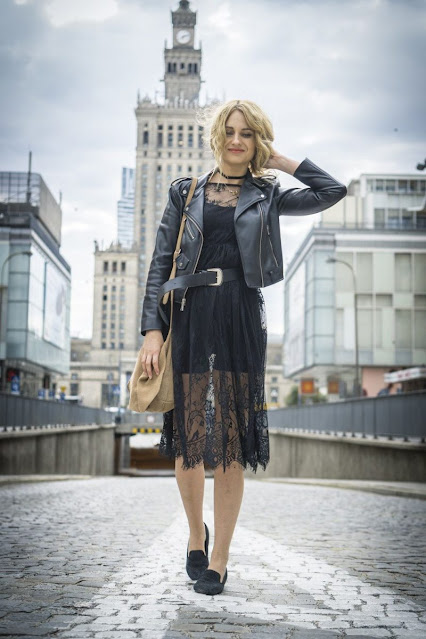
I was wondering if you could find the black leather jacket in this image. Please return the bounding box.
[141,156,347,336]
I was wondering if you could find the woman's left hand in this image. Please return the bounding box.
[264,149,300,175]
[263,147,284,170]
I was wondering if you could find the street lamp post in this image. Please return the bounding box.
[327,256,360,398]
[0,250,33,391]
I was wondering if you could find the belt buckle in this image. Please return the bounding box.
[206,267,223,286]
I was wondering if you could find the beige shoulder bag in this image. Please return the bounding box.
[127,177,198,413]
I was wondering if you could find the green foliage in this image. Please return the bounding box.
[285,385,327,406]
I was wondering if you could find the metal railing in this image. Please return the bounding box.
[267,391,426,441]
[0,392,113,430]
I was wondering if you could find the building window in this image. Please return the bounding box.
[374,208,385,228]
[157,132,163,147]
[103,261,108,273]
[188,133,193,147]
[395,310,411,349]
[168,132,173,147]
[143,130,149,145]
[103,284,107,291]
[103,294,107,301]
[112,261,117,273]
[101,342,106,349]
[395,254,411,292]
[121,262,126,273]
[110,342,115,349]
[119,342,124,350]
[178,131,183,147]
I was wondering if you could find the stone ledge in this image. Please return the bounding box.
[0,423,116,439]
[269,428,426,451]
[255,477,426,499]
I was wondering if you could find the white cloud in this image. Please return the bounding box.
[44,0,119,27]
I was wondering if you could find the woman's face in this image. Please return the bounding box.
[223,109,256,167]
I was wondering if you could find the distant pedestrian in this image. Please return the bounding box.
[139,98,347,595]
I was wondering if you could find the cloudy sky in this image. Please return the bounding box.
[1,0,425,337]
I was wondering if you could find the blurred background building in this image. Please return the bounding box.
[117,167,135,250]
[283,171,426,398]
[0,162,71,398]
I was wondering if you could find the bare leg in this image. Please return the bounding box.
[175,455,207,552]
[208,461,245,580]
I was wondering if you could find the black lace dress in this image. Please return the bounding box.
[159,181,270,473]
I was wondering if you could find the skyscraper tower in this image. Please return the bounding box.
[133,0,215,345]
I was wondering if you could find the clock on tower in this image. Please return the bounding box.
[176,29,191,44]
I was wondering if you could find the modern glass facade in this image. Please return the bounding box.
[284,227,426,391]
[117,167,135,249]
[0,171,71,395]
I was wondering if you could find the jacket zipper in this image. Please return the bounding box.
[186,217,195,240]
[266,221,279,267]
[258,203,265,287]
[180,212,204,310]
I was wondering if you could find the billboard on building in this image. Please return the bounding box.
[43,262,67,349]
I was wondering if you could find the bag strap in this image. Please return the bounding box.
[162,177,198,307]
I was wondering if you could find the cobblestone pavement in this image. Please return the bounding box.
[0,476,425,639]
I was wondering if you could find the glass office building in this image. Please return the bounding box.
[284,171,426,397]
[0,172,71,397]
[117,167,135,249]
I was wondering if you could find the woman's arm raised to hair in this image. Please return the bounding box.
[266,151,347,216]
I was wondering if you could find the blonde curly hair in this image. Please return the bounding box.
[196,99,276,179]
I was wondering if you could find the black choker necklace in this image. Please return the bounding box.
[218,168,248,179]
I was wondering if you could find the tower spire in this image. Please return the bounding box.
[163,1,201,103]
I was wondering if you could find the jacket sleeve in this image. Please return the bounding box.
[274,156,347,216]
[140,185,182,336]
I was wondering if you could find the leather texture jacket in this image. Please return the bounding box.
[141,156,347,336]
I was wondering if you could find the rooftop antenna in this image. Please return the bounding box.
[26,150,32,204]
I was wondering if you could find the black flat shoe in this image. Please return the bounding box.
[186,522,209,580]
[193,567,228,595]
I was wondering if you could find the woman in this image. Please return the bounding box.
[140,99,347,595]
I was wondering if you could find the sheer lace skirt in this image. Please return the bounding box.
[159,186,270,473]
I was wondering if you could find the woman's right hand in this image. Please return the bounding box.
[140,330,164,379]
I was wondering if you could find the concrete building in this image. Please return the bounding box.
[0,168,71,398]
[283,170,426,398]
[59,243,139,408]
[117,167,135,249]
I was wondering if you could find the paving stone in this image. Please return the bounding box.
[0,476,425,639]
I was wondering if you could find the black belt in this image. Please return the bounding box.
[157,267,243,325]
